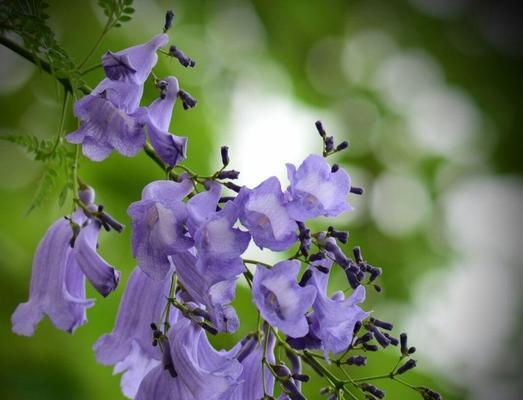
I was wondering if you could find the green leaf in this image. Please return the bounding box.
[26,165,58,215]
[119,15,131,22]
[123,7,135,14]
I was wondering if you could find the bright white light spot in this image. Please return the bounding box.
[374,50,443,111]
[370,172,431,236]
[407,86,481,156]
[342,30,398,85]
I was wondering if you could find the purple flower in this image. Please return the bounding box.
[94,267,177,398]
[137,318,243,400]
[128,179,194,281]
[73,219,120,297]
[188,182,250,262]
[230,334,276,400]
[286,154,352,221]
[253,260,317,338]
[67,34,168,161]
[102,33,168,84]
[236,177,298,251]
[170,251,243,333]
[293,259,368,355]
[145,76,188,167]
[11,213,93,336]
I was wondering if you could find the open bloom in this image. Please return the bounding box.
[236,177,297,251]
[145,76,188,167]
[253,260,317,338]
[67,34,168,161]
[94,267,177,398]
[288,259,368,355]
[128,179,194,281]
[11,187,119,336]
[136,318,242,400]
[286,154,352,221]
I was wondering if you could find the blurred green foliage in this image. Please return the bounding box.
[1,0,521,399]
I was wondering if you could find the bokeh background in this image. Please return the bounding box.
[1,0,522,399]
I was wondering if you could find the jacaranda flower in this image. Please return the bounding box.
[145,76,188,167]
[67,34,168,161]
[128,179,194,281]
[236,177,297,251]
[286,154,352,221]
[94,267,177,398]
[253,260,317,338]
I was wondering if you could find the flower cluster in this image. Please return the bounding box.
[10,11,442,400]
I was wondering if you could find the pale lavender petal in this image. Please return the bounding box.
[237,177,297,251]
[135,364,195,400]
[94,267,174,365]
[286,154,352,221]
[113,340,161,399]
[186,181,221,234]
[252,260,317,338]
[73,220,120,297]
[12,218,94,336]
[170,318,243,399]
[128,180,193,281]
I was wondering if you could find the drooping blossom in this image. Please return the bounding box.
[136,318,242,400]
[170,251,243,333]
[145,76,188,167]
[11,187,119,336]
[288,259,368,355]
[128,179,194,281]
[252,260,317,338]
[236,177,297,251]
[67,34,168,161]
[94,267,177,398]
[73,219,120,297]
[286,154,352,221]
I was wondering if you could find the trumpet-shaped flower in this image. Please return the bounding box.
[253,260,316,338]
[286,154,352,221]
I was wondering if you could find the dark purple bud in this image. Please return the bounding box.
[336,141,349,151]
[324,239,349,268]
[368,266,382,282]
[418,387,443,400]
[309,252,325,262]
[98,211,124,233]
[354,332,373,346]
[400,333,408,355]
[201,322,218,335]
[325,136,334,152]
[315,120,326,138]
[299,269,313,287]
[363,343,378,352]
[384,333,399,346]
[373,284,382,293]
[191,308,211,320]
[178,89,197,109]
[281,379,305,400]
[220,146,230,166]
[347,355,367,366]
[152,339,158,346]
[223,181,242,193]
[369,325,390,348]
[164,10,175,31]
[292,374,309,382]
[169,45,196,68]
[150,323,158,331]
[350,186,365,195]
[408,346,417,354]
[286,350,302,375]
[331,163,339,173]
[216,170,240,180]
[370,318,393,331]
[237,337,257,362]
[161,339,177,378]
[272,364,292,378]
[315,264,330,274]
[396,359,417,375]
[353,320,362,336]
[353,246,363,264]
[360,383,385,399]
[345,270,360,289]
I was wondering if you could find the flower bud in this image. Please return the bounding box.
[396,359,417,375]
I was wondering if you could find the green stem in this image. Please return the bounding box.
[81,63,103,75]
[352,373,392,383]
[243,259,272,268]
[164,273,178,334]
[78,16,113,70]
[49,90,70,154]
